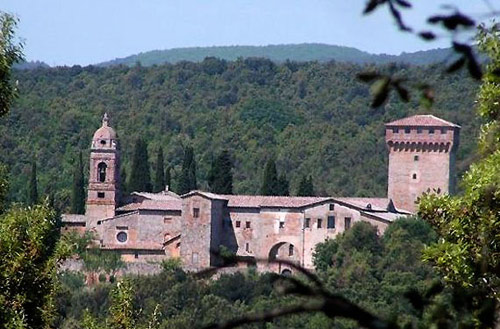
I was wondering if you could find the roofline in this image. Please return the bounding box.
[385,115,461,128]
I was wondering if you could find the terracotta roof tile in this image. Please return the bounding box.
[385,115,460,128]
[61,214,87,223]
[116,199,182,212]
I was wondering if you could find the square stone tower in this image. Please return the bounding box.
[86,113,121,228]
[385,115,460,212]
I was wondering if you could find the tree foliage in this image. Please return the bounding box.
[178,146,197,195]
[208,150,233,194]
[28,159,38,205]
[129,138,152,193]
[71,151,85,214]
[153,147,165,193]
[297,175,315,196]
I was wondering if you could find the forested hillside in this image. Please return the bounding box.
[99,44,453,67]
[0,58,480,209]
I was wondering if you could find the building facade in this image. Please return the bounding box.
[63,113,460,273]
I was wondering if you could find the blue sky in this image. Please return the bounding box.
[2,0,491,66]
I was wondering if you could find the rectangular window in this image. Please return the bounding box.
[97,192,105,198]
[429,128,435,134]
[317,218,323,228]
[405,127,411,134]
[417,127,423,134]
[327,216,335,229]
[279,221,285,229]
[329,204,335,211]
[345,217,352,230]
[392,128,399,133]
[164,217,172,223]
[414,155,419,161]
[134,252,139,259]
[193,208,200,218]
[304,218,311,228]
[116,226,128,230]
[192,252,199,264]
[289,244,294,256]
[245,243,250,252]
[246,221,251,229]
[235,220,241,228]
[441,128,447,134]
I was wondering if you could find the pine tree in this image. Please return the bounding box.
[120,166,128,195]
[277,173,289,196]
[153,147,165,193]
[28,159,38,205]
[178,146,197,195]
[261,159,279,196]
[71,151,85,214]
[297,175,315,196]
[208,150,233,194]
[128,138,152,192]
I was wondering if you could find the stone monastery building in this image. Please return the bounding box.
[63,113,460,273]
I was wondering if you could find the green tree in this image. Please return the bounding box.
[108,279,135,329]
[128,138,152,193]
[71,151,85,214]
[418,27,500,323]
[0,202,68,329]
[208,150,233,194]
[27,159,38,205]
[178,146,197,195]
[120,166,128,196]
[153,147,165,193]
[297,175,315,196]
[165,165,171,191]
[277,173,289,196]
[0,13,23,117]
[260,159,279,196]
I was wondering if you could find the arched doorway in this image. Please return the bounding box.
[268,242,300,273]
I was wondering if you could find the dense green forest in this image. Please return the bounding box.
[98,43,453,67]
[0,58,480,209]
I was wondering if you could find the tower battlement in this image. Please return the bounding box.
[385,115,460,212]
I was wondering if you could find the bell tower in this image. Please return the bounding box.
[385,115,460,212]
[86,113,120,227]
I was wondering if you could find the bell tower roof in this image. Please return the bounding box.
[93,113,117,140]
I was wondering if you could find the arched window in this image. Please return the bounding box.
[98,162,107,182]
[288,244,294,256]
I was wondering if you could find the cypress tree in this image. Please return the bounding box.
[128,138,152,192]
[120,166,128,195]
[153,147,165,193]
[165,166,171,190]
[297,174,315,196]
[71,151,85,214]
[261,159,279,196]
[208,150,233,194]
[28,160,38,205]
[178,146,197,195]
[277,173,289,196]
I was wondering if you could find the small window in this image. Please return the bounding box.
[100,140,106,145]
[245,221,251,229]
[345,217,352,230]
[392,128,399,133]
[245,243,250,252]
[441,128,447,134]
[192,252,199,264]
[304,218,311,228]
[235,220,241,228]
[193,208,200,218]
[405,127,411,134]
[289,244,294,256]
[116,231,128,243]
[116,226,128,230]
[134,252,139,259]
[279,221,285,229]
[97,192,105,198]
[327,216,335,229]
[417,127,423,134]
[412,173,417,180]
[97,162,107,182]
[164,217,172,223]
[429,128,435,134]
[317,218,323,228]
[414,155,419,161]
[329,204,335,211]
